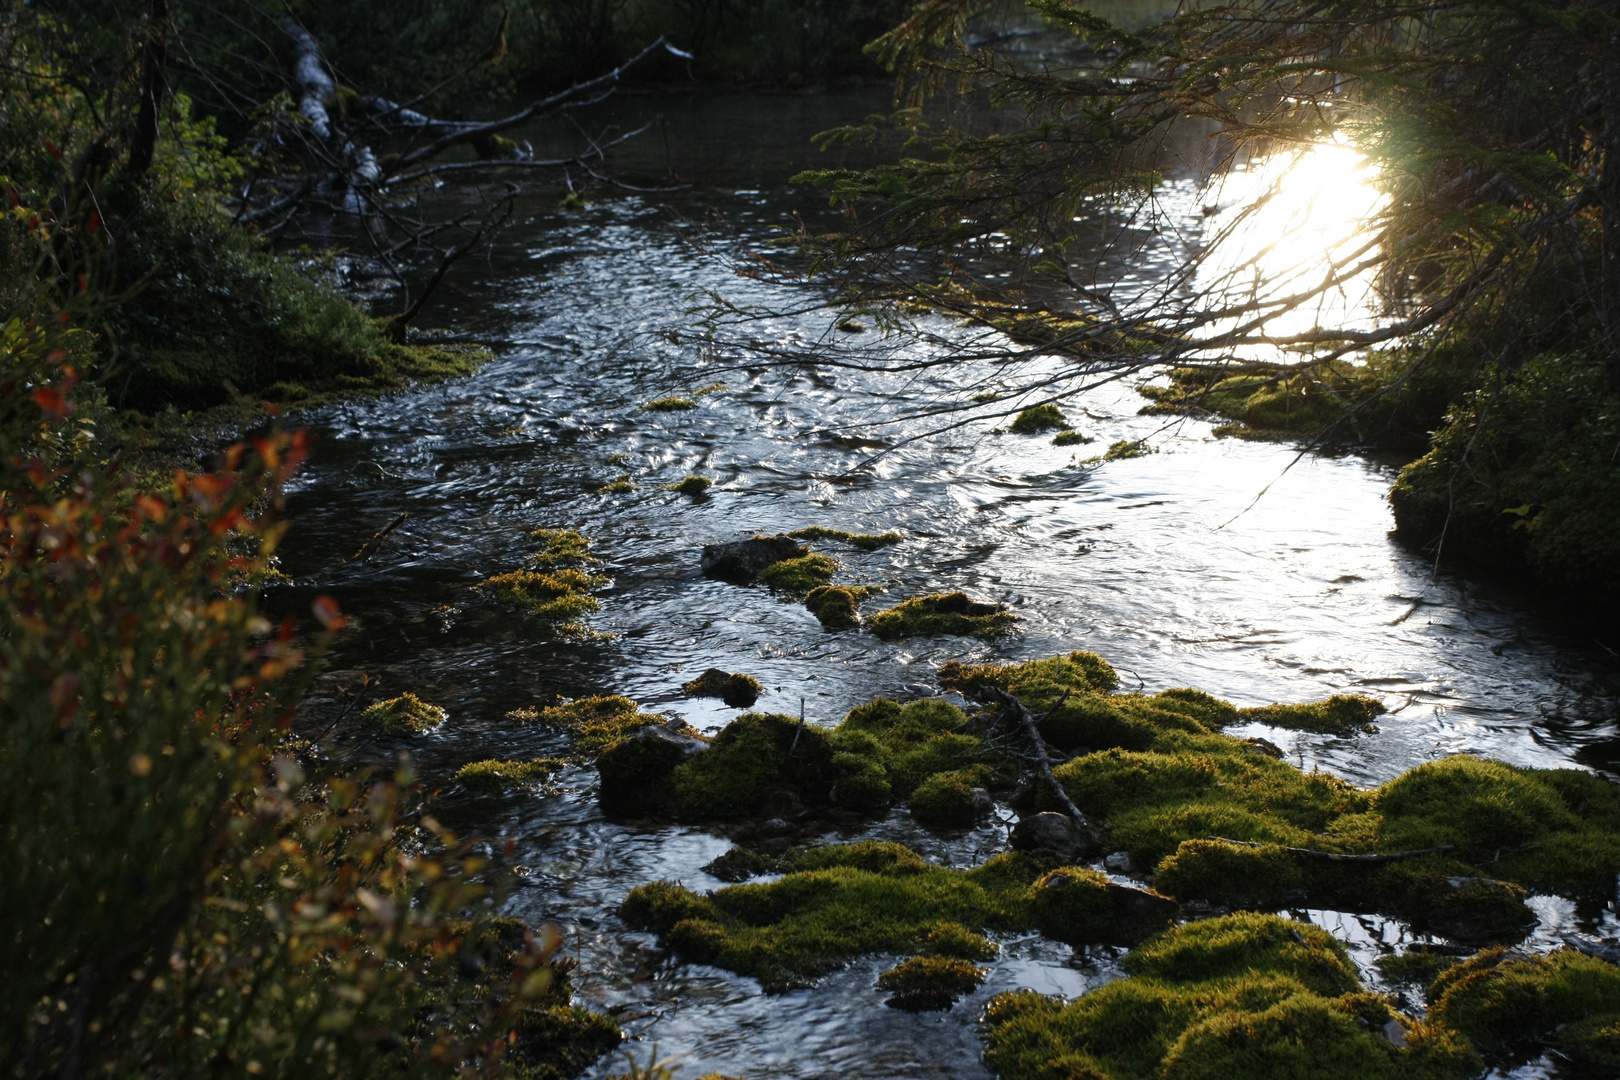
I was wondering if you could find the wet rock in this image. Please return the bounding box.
[759,817,795,839]
[700,535,805,582]
[900,682,940,698]
[1104,850,1134,874]
[1010,812,1098,861]
[596,720,707,813]
[1422,876,1536,942]
[970,787,993,815]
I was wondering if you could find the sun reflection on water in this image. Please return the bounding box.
[1199,137,1390,356]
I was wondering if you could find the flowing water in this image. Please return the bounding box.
[272,88,1620,1079]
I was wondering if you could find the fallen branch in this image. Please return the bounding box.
[352,511,408,563]
[1210,837,1456,864]
[983,685,1089,827]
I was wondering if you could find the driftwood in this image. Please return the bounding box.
[982,685,1089,828]
[1209,837,1456,864]
[352,511,408,563]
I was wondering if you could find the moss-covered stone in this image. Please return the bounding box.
[877,955,988,1011]
[866,592,1019,640]
[756,552,838,594]
[360,692,446,736]
[981,913,1480,1080]
[596,721,711,814]
[703,847,779,882]
[1152,840,1305,909]
[510,695,666,759]
[511,1004,623,1080]
[909,767,992,827]
[1560,1012,1620,1076]
[1429,947,1620,1060]
[452,756,566,791]
[1053,428,1093,445]
[1100,439,1155,461]
[670,475,712,496]
[804,584,862,629]
[681,668,763,708]
[643,396,696,411]
[787,526,904,550]
[1238,694,1385,735]
[479,524,606,634]
[1009,404,1067,433]
[621,842,1166,991]
[668,712,837,819]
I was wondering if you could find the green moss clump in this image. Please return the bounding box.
[510,695,666,759]
[670,475,712,496]
[866,592,1019,640]
[1101,439,1155,461]
[525,528,600,569]
[681,668,763,708]
[981,913,1479,1080]
[452,757,566,791]
[1375,951,1459,989]
[476,568,604,633]
[755,552,838,594]
[360,692,446,736]
[1053,429,1093,445]
[622,843,1090,990]
[877,955,988,1010]
[669,712,837,819]
[511,1004,623,1079]
[1560,1013,1620,1076]
[643,396,696,411]
[804,584,882,630]
[1009,404,1067,433]
[1238,694,1386,735]
[787,526,904,550]
[1430,947,1620,1059]
[910,767,991,827]
[596,475,637,494]
[941,651,1122,698]
[1152,840,1305,909]
[703,847,780,882]
[1029,867,1122,946]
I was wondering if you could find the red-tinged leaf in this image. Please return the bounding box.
[42,138,61,160]
[32,386,72,421]
[312,595,347,630]
[87,211,99,234]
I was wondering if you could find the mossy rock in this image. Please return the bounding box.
[1152,839,1305,909]
[1053,428,1092,446]
[866,592,1018,640]
[703,847,779,882]
[1031,867,1176,946]
[596,722,710,814]
[788,526,903,550]
[910,767,992,827]
[671,474,712,496]
[940,651,1121,698]
[621,843,1138,991]
[1430,947,1620,1059]
[360,692,446,736]
[681,668,763,708]
[668,712,838,819]
[805,584,861,630]
[1560,1012,1620,1076]
[982,913,1480,1080]
[511,1004,623,1080]
[476,562,605,634]
[756,552,838,594]
[452,757,566,791]
[1009,404,1067,433]
[877,955,987,1011]
[1238,694,1385,735]
[643,396,696,411]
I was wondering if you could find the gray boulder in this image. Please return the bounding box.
[700,535,806,582]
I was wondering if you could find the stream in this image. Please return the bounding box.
[272,88,1620,1079]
